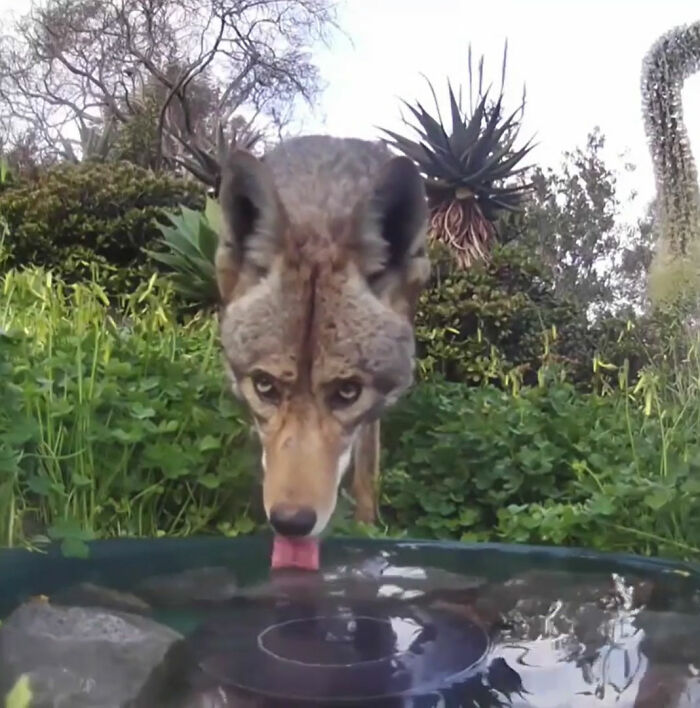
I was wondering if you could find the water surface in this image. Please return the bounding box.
[0,537,698,707]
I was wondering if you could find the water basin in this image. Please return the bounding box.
[0,536,699,707]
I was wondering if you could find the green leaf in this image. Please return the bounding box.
[5,674,33,708]
[130,403,156,419]
[61,537,90,559]
[198,474,221,489]
[199,435,221,452]
[644,487,674,511]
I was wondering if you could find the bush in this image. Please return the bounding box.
[415,243,594,386]
[380,378,700,560]
[2,257,699,563]
[0,161,205,297]
[0,267,258,554]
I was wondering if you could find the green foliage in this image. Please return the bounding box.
[146,198,221,308]
[508,129,655,314]
[380,377,700,560]
[60,121,118,164]
[0,267,259,549]
[111,95,162,168]
[1,259,700,562]
[0,161,204,296]
[2,166,700,564]
[415,242,592,386]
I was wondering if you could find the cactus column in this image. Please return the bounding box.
[641,21,700,304]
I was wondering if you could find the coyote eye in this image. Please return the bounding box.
[331,379,362,408]
[251,372,281,404]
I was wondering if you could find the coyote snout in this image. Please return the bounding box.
[260,403,355,538]
[215,135,430,568]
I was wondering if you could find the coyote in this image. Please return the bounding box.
[216,135,430,569]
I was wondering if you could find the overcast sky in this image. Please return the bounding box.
[1,0,699,221]
[298,0,700,220]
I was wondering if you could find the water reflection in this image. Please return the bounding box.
[125,556,700,706]
[2,546,699,707]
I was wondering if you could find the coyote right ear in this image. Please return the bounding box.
[216,150,286,302]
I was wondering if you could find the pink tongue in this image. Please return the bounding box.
[271,535,320,571]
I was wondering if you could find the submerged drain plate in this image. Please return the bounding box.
[198,605,489,703]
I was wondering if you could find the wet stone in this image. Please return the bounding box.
[636,610,700,663]
[135,566,239,607]
[0,601,181,707]
[52,581,151,615]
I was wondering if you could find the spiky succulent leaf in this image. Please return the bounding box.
[381,43,537,267]
[382,44,535,221]
[144,203,219,306]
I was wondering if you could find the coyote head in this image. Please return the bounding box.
[216,136,429,541]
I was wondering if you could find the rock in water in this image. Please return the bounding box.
[0,601,181,707]
[135,566,239,607]
[52,582,152,615]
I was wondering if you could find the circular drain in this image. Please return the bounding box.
[200,606,489,703]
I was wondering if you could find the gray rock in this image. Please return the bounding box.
[0,600,181,707]
[636,610,700,662]
[52,582,151,615]
[135,566,239,607]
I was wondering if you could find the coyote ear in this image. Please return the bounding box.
[216,150,285,302]
[356,156,430,312]
[358,156,428,275]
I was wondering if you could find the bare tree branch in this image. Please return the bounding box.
[0,0,337,173]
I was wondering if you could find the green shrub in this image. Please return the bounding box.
[0,161,205,297]
[2,256,699,563]
[380,378,700,560]
[415,243,594,386]
[0,267,258,553]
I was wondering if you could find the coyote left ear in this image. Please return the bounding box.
[216,150,286,302]
[356,156,430,311]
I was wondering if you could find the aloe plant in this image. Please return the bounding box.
[146,198,221,307]
[382,43,535,268]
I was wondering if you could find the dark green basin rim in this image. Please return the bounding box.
[0,535,698,578]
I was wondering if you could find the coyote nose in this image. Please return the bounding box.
[269,504,317,537]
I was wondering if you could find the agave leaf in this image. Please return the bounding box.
[396,110,461,169]
[421,74,444,128]
[485,142,537,182]
[448,80,470,154]
[402,101,451,153]
[161,210,199,241]
[382,130,462,180]
[180,206,205,241]
[468,44,475,115]
[481,104,527,154]
[460,91,491,156]
[144,250,187,269]
[198,222,219,263]
[477,55,485,97]
[464,97,504,173]
[381,130,430,165]
[189,255,216,278]
[155,223,203,262]
[205,197,223,237]
[155,221,202,260]
[486,195,526,213]
[462,142,514,185]
[487,181,536,196]
[171,156,216,186]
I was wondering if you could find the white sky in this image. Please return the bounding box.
[298,0,700,220]
[1,0,699,220]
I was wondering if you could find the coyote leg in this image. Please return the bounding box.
[352,420,381,523]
